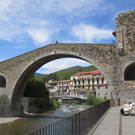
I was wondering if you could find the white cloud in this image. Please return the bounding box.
[27,28,49,45]
[40,58,91,74]
[71,24,112,42]
[0,0,112,46]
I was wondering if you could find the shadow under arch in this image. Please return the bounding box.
[11,53,110,112]
[124,62,135,81]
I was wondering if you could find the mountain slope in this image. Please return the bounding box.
[35,65,97,82]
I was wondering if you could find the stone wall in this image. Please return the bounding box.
[21,97,48,113]
[96,85,112,100]
[115,10,135,105]
[116,10,135,54]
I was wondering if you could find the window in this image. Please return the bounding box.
[88,79,90,84]
[97,77,99,84]
[92,78,94,84]
[82,80,84,85]
[101,78,104,84]
[0,76,6,87]
[106,86,108,89]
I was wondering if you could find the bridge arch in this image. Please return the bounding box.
[11,51,112,112]
[0,75,6,87]
[0,43,119,116]
[124,62,135,81]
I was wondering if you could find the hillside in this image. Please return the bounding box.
[35,65,97,82]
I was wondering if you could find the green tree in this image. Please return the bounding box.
[23,77,49,98]
[86,93,95,105]
[93,97,104,105]
[43,76,46,83]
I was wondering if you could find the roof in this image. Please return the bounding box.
[91,70,101,75]
[48,80,70,84]
[71,70,101,76]
[112,31,116,37]
[57,80,70,83]
[71,71,93,76]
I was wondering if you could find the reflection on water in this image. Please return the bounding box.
[0,104,89,135]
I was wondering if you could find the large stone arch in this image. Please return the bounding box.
[0,43,120,116]
[11,53,113,112]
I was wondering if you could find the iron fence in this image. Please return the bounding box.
[24,100,110,135]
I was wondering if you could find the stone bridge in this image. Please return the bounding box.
[0,10,135,116]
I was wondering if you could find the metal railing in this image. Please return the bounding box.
[24,100,110,135]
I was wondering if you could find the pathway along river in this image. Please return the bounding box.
[0,104,90,135]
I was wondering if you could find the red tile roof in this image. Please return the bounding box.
[71,71,93,76]
[91,70,101,75]
[71,70,101,76]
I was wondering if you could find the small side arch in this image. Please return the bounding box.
[124,63,135,81]
[0,75,6,87]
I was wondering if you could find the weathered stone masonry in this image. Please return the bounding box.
[116,10,135,102]
[0,10,135,116]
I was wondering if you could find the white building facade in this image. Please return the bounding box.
[70,70,111,99]
[46,80,70,94]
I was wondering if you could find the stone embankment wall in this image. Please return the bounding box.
[21,97,47,113]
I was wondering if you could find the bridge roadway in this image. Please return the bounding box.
[87,106,135,135]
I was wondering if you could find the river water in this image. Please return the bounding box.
[0,104,89,135]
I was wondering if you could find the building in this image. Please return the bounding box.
[46,80,58,94]
[57,80,70,93]
[70,70,111,99]
[46,80,70,94]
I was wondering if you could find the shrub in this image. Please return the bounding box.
[73,100,79,105]
[68,100,72,104]
[86,93,95,105]
[53,101,60,109]
[93,97,104,106]
[104,96,107,101]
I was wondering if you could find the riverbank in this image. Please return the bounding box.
[0,117,20,125]
[0,104,90,135]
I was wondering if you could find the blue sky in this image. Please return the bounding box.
[0,0,135,74]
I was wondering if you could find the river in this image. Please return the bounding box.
[0,104,90,135]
